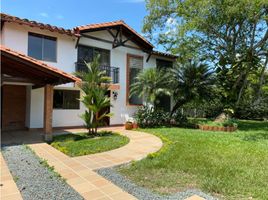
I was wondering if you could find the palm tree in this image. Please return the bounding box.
[170,60,215,114]
[76,56,112,135]
[130,68,171,107]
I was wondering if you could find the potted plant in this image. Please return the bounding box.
[125,121,133,130]
[132,121,138,129]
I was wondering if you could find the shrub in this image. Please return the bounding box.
[222,118,238,127]
[134,105,189,128]
[134,105,170,128]
[234,102,268,120]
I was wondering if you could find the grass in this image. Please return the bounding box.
[50,131,129,157]
[117,120,268,200]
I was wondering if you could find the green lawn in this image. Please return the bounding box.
[50,131,129,157]
[117,120,268,200]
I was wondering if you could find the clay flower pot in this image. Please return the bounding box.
[133,123,138,129]
[125,122,133,130]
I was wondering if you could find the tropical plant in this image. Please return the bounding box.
[75,56,112,135]
[130,68,171,107]
[170,60,215,114]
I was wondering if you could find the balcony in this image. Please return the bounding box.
[75,62,119,84]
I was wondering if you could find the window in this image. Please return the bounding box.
[156,59,173,70]
[28,32,57,62]
[77,45,110,71]
[127,55,143,105]
[53,90,80,109]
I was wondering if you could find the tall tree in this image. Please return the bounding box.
[143,0,268,108]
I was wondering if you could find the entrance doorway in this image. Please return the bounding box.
[1,85,27,131]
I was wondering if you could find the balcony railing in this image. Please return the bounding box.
[75,62,119,84]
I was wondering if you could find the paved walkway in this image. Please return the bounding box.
[1,127,205,200]
[28,127,162,200]
[0,153,23,200]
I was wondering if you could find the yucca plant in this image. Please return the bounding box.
[75,56,112,135]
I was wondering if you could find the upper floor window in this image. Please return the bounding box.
[127,54,143,105]
[28,32,57,62]
[77,45,110,68]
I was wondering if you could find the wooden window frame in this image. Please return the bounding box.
[126,53,144,106]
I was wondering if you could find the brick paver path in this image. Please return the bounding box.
[28,127,162,200]
[1,127,207,200]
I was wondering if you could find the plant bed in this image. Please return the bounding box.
[198,124,237,132]
[49,131,129,157]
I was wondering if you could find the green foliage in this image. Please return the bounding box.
[130,68,171,105]
[234,102,268,120]
[143,0,268,111]
[50,131,129,157]
[134,105,188,128]
[170,60,215,114]
[76,56,112,135]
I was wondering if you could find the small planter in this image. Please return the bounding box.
[198,124,237,132]
[132,123,138,129]
[125,122,133,130]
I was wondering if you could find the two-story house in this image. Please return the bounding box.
[1,13,176,140]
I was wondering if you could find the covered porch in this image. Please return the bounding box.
[1,45,80,141]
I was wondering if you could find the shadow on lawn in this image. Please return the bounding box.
[50,131,114,143]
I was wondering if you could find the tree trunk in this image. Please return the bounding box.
[171,98,188,116]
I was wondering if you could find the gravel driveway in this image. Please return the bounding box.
[2,145,84,200]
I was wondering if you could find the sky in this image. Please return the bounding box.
[1,0,155,45]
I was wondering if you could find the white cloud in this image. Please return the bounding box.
[39,12,49,18]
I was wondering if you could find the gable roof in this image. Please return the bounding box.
[74,20,154,51]
[1,45,80,86]
[1,13,177,59]
[1,13,77,37]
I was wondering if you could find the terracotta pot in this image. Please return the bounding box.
[125,122,133,130]
[133,123,138,129]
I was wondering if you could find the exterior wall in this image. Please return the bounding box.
[2,23,175,128]
[79,31,159,125]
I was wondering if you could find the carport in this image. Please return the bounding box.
[1,45,80,141]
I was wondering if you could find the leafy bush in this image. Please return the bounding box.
[222,118,238,127]
[234,103,268,120]
[134,105,189,128]
[134,105,169,128]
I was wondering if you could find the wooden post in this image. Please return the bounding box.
[43,84,53,141]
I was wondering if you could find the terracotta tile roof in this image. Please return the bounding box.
[1,45,81,83]
[1,13,77,37]
[74,20,154,49]
[152,50,178,59]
